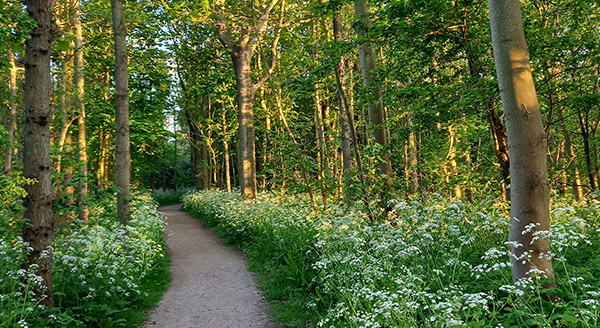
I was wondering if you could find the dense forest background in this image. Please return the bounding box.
[2,0,599,207]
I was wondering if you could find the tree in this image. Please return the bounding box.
[22,0,56,307]
[111,0,131,222]
[72,0,89,221]
[213,0,284,200]
[488,0,555,287]
[353,0,393,190]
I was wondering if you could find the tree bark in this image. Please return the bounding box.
[111,0,131,223]
[72,0,88,221]
[4,48,18,174]
[353,0,393,190]
[231,46,258,200]
[22,0,55,307]
[489,0,555,287]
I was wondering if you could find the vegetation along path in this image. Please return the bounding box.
[145,204,276,328]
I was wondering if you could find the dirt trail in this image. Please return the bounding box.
[145,204,276,328]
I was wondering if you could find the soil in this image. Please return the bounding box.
[145,204,277,328]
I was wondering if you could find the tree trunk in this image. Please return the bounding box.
[111,0,131,223]
[22,0,55,307]
[231,46,257,200]
[222,100,232,192]
[354,0,393,190]
[578,109,597,191]
[4,48,18,174]
[487,102,511,201]
[489,0,555,287]
[73,1,88,221]
[333,13,353,177]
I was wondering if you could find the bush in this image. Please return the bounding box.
[183,190,600,328]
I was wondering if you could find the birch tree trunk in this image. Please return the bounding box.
[488,0,556,287]
[22,0,55,307]
[111,0,131,222]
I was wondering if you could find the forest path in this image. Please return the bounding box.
[145,204,276,328]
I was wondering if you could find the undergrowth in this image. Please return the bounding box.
[0,185,170,327]
[151,187,195,206]
[183,190,600,328]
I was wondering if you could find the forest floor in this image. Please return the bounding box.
[144,204,277,328]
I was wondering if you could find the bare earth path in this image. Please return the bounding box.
[145,204,276,328]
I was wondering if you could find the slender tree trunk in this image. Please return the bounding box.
[408,119,419,195]
[173,122,178,191]
[445,126,461,199]
[222,101,232,192]
[333,13,353,177]
[4,49,18,174]
[73,1,88,221]
[55,48,73,178]
[231,46,257,200]
[559,110,584,200]
[489,0,555,287]
[578,110,597,191]
[22,0,55,307]
[487,102,511,201]
[111,0,131,222]
[98,129,106,188]
[354,0,393,190]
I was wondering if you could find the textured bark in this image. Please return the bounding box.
[72,0,88,221]
[489,0,555,287]
[22,0,55,307]
[354,0,393,190]
[231,46,257,199]
[4,49,18,174]
[111,0,131,222]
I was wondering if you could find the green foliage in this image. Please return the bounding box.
[0,194,169,327]
[151,187,196,206]
[184,190,600,327]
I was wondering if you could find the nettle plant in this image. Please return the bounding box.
[184,190,600,328]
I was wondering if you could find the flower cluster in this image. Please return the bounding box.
[184,190,600,328]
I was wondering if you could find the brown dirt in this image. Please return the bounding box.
[145,204,277,328]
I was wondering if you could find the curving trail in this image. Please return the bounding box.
[145,204,276,328]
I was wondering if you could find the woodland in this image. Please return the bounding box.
[1,0,600,327]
